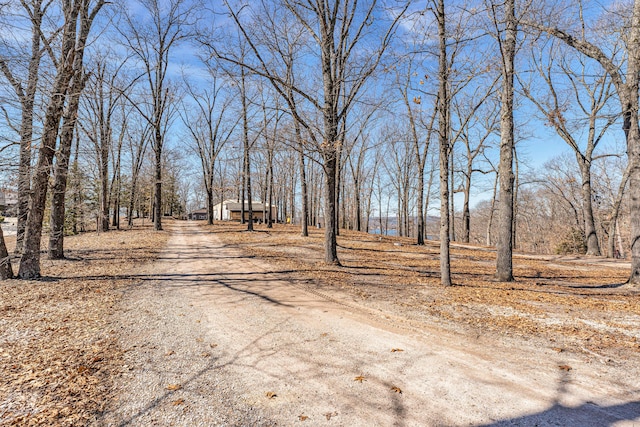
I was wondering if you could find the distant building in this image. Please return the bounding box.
[0,190,17,215]
[213,200,277,222]
[188,208,209,221]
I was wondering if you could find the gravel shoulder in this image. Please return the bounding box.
[101,220,640,426]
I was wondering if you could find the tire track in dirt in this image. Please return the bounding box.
[104,221,640,426]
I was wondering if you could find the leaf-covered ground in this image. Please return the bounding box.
[210,223,640,365]
[0,224,168,426]
[1,220,638,425]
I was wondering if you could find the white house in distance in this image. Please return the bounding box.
[212,200,277,223]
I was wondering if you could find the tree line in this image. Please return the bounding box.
[0,0,637,287]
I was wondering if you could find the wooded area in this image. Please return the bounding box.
[0,0,638,285]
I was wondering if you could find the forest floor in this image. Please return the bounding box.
[1,219,639,426]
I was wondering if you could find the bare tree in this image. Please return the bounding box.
[78,54,127,232]
[433,0,452,285]
[18,0,106,279]
[525,1,640,284]
[180,70,237,225]
[220,0,408,264]
[396,53,436,245]
[0,0,53,254]
[518,39,618,256]
[118,0,195,231]
[490,0,517,282]
[453,92,499,243]
[48,58,88,259]
[126,114,151,227]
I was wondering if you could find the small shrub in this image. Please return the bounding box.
[555,227,587,255]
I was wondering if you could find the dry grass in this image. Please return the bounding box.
[210,222,640,363]
[0,222,168,426]
[2,219,638,425]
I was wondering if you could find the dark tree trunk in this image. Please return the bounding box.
[18,4,84,278]
[299,147,309,237]
[153,141,163,231]
[7,0,45,255]
[577,160,601,255]
[0,225,13,279]
[48,72,85,259]
[324,153,340,264]
[436,0,451,286]
[495,0,516,282]
[608,165,630,258]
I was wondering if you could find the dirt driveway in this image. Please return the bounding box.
[102,221,640,426]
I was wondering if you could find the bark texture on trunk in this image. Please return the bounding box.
[153,130,163,231]
[0,225,12,280]
[607,165,630,258]
[577,160,600,255]
[48,72,85,259]
[495,0,516,282]
[436,0,451,286]
[626,1,640,284]
[323,153,340,265]
[298,144,309,237]
[18,5,83,279]
[2,1,46,255]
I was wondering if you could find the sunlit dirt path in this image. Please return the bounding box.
[102,220,640,426]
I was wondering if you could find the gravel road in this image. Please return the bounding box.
[100,221,640,426]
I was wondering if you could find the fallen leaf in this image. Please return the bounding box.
[165,350,175,356]
[77,366,89,374]
[200,352,211,358]
[266,391,277,399]
[195,337,203,343]
[298,415,308,421]
[559,365,572,371]
[172,398,184,406]
[391,348,404,352]
[166,384,182,391]
[209,343,218,348]
[552,347,563,353]
[391,386,402,393]
[320,333,328,337]
[325,411,338,420]
[353,375,366,383]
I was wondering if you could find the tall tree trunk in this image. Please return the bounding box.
[267,150,274,228]
[449,147,455,241]
[153,130,163,231]
[462,171,471,244]
[487,171,498,246]
[7,0,45,255]
[48,72,85,259]
[100,134,110,232]
[298,145,309,236]
[578,160,600,255]
[71,133,81,234]
[495,0,516,282]
[608,164,630,258]
[18,4,85,279]
[0,225,12,279]
[240,69,253,231]
[324,153,340,264]
[416,164,425,245]
[436,0,451,286]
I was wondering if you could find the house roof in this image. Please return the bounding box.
[190,208,208,214]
